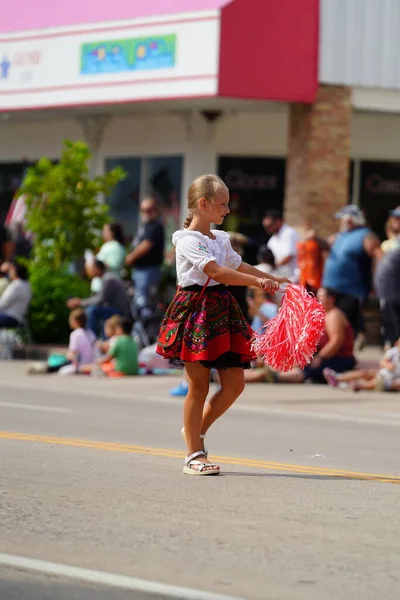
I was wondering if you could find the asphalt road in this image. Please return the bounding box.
[1,362,400,600]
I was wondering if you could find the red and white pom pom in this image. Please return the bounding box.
[252,284,326,372]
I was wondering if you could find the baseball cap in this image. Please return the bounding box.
[390,206,400,217]
[334,205,364,219]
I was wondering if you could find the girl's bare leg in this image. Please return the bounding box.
[184,362,218,472]
[201,367,245,434]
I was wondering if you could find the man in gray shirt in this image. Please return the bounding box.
[375,248,400,348]
[67,260,131,337]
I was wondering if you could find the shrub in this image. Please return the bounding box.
[28,265,90,344]
[18,140,125,343]
[19,139,125,270]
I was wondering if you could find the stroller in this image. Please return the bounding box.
[131,299,164,350]
[127,264,176,350]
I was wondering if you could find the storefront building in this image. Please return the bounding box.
[1,0,400,240]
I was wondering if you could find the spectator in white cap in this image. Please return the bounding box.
[381,206,400,254]
[322,205,381,349]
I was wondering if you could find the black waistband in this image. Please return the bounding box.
[181,284,226,292]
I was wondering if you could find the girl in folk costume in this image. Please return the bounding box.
[157,175,290,476]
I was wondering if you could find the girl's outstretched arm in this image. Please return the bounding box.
[237,262,291,285]
[204,261,279,293]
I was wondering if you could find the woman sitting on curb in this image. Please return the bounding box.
[0,261,31,329]
[324,337,400,392]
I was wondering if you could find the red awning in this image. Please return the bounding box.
[218,0,319,103]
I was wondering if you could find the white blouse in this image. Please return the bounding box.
[172,229,242,288]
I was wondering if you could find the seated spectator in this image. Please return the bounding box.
[97,223,126,274]
[255,245,278,275]
[59,309,97,375]
[0,261,31,329]
[88,223,126,293]
[247,288,278,332]
[96,314,121,356]
[324,337,400,392]
[27,309,96,375]
[0,271,9,297]
[67,260,131,337]
[245,287,356,384]
[254,246,286,306]
[227,232,250,323]
[83,317,138,377]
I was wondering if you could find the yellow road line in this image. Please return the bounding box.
[1,431,400,484]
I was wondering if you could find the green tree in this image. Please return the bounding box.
[18,139,125,343]
[19,139,125,269]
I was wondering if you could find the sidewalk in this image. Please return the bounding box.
[1,350,400,425]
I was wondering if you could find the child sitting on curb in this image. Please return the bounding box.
[96,314,121,356]
[247,288,278,332]
[82,317,138,378]
[27,309,96,375]
[324,338,400,392]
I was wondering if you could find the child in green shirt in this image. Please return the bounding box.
[98,317,138,377]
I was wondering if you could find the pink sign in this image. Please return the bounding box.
[0,0,231,34]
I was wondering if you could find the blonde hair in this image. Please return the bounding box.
[184,174,228,228]
[104,314,122,337]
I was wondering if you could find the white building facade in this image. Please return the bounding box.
[2,0,400,240]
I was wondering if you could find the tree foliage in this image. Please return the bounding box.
[18,140,125,343]
[19,139,125,269]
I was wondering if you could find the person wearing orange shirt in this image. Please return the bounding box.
[297,229,329,295]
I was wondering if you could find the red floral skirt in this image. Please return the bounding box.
[156,284,256,369]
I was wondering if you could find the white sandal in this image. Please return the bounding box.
[181,427,208,457]
[183,451,220,476]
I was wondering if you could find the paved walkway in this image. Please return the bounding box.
[2,353,400,600]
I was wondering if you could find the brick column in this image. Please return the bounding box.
[284,85,351,238]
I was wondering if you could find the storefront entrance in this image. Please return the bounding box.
[359,161,400,240]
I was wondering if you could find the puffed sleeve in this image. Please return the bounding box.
[176,235,217,272]
[224,238,242,270]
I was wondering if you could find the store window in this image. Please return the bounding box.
[105,156,182,246]
[218,155,285,239]
[105,157,141,239]
[359,161,400,240]
[143,156,183,252]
